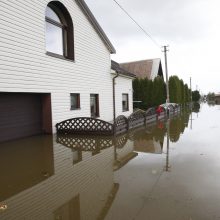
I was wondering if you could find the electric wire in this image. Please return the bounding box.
[112,0,161,48]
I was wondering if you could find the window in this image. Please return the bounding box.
[122,94,129,112]
[90,94,99,118]
[46,7,64,55]
[45,2,74,60]
[70,93,80,110]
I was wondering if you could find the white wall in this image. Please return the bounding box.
[115,76,133,118]
[0,0,114,132]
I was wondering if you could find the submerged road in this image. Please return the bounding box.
[106,104,220,220]
[1,103,220,220]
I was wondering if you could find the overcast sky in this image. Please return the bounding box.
[85,0,220,94]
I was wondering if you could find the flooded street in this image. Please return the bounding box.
[1,104,220,220]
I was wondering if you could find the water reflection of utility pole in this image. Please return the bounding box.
[164,119,170,172]
[190,111,193,130]
[190,108,195,130]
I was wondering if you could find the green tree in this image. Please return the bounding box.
[192,90,201,102]
[151,77,166,106]
[207,92,215,101]
[133,74,190,110]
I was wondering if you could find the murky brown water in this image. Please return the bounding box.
[1,104,220,220]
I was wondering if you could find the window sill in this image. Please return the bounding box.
[70,108,81,111]
[91,116,100,119]
[122,110,129,112]
[46,52,75,62]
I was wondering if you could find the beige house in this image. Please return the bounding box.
[120,58,164,80]
[214,94,220,104]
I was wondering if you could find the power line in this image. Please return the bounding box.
[112,0,161,48]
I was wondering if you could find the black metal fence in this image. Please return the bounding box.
[56,106,181,136]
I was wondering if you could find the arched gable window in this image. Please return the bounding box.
[45,1,74,60]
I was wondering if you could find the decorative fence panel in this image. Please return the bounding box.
[168,105,175,115]
[158,111,166,120]
[144,108,157,125]
[114,133,128,148]
[115,115,128,135]
[128,110,145,129]
[56,117,114,135]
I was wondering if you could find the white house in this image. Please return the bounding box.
[0,0,134,142]
[111,60,136,119]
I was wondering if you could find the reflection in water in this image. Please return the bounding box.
[54,195,80,220]
[0,136,118,220]
[0,109,192,220]
[192,102,200,113]
[0,135,54,202]
[132,123,166,154]
[164,109,191,171]
[165,119,171,172]
[170,109,191,142]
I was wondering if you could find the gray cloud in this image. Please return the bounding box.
[85,0,220,93]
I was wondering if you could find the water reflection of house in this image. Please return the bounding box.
[0,137,118,220]
[134,138,163,154]
[132,124,166,154]
[0,136,54,202]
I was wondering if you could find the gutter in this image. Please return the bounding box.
[113,72,119,135]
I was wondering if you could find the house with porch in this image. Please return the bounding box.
[0,0,134,142]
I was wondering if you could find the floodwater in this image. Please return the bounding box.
[1,103,220,220]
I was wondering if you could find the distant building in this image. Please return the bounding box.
[120,58,164,80]
[214,94,220,104]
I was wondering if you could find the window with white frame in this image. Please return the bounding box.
[70,93,80,110]
[45,2,74,60]
[122,94,129,112]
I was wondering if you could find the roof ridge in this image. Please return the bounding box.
[120,58,161,65]
[111,60,136,78]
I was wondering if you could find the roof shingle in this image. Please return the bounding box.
[111,60,136,78]
[120,58,163,80]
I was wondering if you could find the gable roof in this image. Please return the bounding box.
[75,0,116,54]
[120,58,163,80]
[111,60,136,78]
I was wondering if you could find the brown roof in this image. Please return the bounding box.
[120,60,153,79]
[120,59,163,80]
[111,60,136,78]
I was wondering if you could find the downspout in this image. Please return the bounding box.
[113,72,119,135]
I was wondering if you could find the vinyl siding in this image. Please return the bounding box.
[0,0,114,132]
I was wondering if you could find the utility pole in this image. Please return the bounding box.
[162,45,170,103]
[164,119,171,171]
[190,77,192,103]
